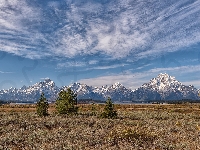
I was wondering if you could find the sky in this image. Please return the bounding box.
[0,0,200,90]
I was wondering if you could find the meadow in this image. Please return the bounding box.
[0,103,200,149]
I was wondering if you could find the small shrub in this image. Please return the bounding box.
[36,93,49,117]
[100,97,117,119]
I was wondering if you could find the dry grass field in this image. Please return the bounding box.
[0,103,200,149]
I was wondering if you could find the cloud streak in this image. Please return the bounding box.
[0,0,200,60]
[78,64,200,90]
[0,0,49,59]
[57,59,127,71]
[0,71,13,74]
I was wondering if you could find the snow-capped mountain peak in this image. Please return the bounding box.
[0,74,199,102]
[142,73,182,91]
[68,82,92,92]
[136,73,199,101]
[111,82,124,89]
[39,78,55,87]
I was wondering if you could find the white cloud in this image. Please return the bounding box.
[51,0,200,59]
[48,1,60,8]
[40,77,50,80]
[0,71,13,74]
[136,63,152,70]
[0,0,47,59]
[85,11,149,58]
[182,80,200,88]
[57,61,86,68]
[0,0,200,60]
[78,64,200,89]
[78,72,150,90]
[88,60,98,65]
[137,0,200,58]
[89,64,127,70]
[148,65,200,74]
[57,60,127,71]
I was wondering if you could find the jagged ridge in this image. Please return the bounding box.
[133,73,199,101]
[0,74,199,102]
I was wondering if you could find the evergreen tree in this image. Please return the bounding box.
[56,88,78,114]
[100,97,117,119]
[90,103,97,116]
[36,93,49,117]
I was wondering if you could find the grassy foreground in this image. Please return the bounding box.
[0,104,200,149]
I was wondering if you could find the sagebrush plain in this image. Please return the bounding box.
[0,103,200,149]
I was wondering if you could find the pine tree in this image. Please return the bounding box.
[56,88,78,114]
[36,93,49,117]
[90,103,97,116]
[100,97,117,119]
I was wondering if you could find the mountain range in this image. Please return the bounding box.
[0,73,199,102]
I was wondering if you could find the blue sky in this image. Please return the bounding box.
[0,0,200,90]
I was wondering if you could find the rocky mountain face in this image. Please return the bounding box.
[62,82,133,101]
[0,74,199,102]
[0,79,60,102]
[62,83,104,100]
[133,73,199,101]
[98,82,134,101]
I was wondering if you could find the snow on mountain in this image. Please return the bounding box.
[98,82,134,101]
[62,83,104,100]
[61,82,134,101]
[141,73,182,92]
[133,73,200,101]
[0,78,59,102]
[0,74,199,102]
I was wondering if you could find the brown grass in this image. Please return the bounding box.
[0,103,200,149]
